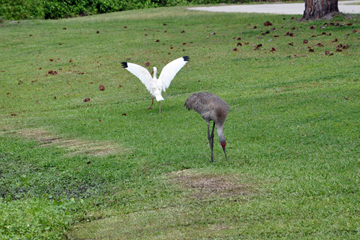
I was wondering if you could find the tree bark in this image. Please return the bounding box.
[303,0,339,20]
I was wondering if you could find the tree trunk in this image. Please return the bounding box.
[303,0,339,20]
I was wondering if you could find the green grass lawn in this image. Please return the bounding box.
[1,6,360,239]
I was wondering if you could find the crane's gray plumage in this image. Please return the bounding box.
[185,92,229,162]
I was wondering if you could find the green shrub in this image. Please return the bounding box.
[0,0,44,20]
[0,0,278,20]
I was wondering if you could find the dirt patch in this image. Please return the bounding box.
[1,127,122,157]
[170,170,251,200]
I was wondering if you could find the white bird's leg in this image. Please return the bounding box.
[147,99,154,110]
[159,101,161,113]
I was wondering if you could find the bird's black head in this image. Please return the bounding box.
[183,56,190,62]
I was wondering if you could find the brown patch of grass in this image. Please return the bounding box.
[1,127,122,157]
[169,170,252,200]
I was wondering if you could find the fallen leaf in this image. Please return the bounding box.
[316,43,324,47]
[99,85,105,91]
[274,35,279,37]
[48,70,57,75]
[122,113,127,116]
[303,39,308,44]
[155,39,160,42]
[310,25,316,29]
[288,42,294,46]
[145,62,150,66]
[343,44,349,49]
[308,48,314,52]
[253,44,262,50]
[181,30,185,33]
[237,37,241,40]
[83,98,90,102]
[96,31,99,33]
[270,47,276,52]
[336,43,343,48]
[232,48,238,51]
[264,21,272,26]
[237,42,242,46]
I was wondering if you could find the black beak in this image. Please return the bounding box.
[222,147,227,160]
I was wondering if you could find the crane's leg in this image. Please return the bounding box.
[159,101,161,113]
[207,122,215,162]
[146,99,154,110]
[209,122,215,162]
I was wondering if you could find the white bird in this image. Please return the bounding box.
[121,56,189,113]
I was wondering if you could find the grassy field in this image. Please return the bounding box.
[1,6,360,239]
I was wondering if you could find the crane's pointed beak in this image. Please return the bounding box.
[222,147,227,160]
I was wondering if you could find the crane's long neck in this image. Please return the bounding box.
[216,124,227,160]
[216,124,226,143]
[152,67,157,79]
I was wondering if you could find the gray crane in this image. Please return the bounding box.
[184,92,229,162]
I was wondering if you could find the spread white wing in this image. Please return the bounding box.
[121,62,153,93]
[159,56,189,91]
